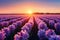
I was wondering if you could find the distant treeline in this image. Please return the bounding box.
[0,13,60,15]
[33,12,60,15]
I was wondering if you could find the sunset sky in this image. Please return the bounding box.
[0,0,60,14]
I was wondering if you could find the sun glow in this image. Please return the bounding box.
[26,10,34,17]
[27,10,33,14]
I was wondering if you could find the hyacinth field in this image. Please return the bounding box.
[0,14,60,40]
